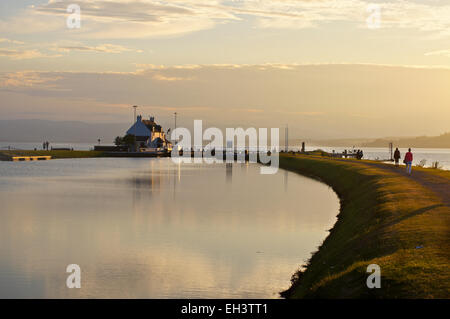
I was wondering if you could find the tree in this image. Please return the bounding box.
[114,136,123,146]
[122,134,136,146]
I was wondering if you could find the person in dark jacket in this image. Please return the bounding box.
[394,148,401,166]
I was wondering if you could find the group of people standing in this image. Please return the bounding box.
[393,147,414,175]
[42,141,50,151]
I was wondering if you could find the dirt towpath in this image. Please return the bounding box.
[349,159,450,207]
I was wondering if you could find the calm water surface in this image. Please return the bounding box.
[0,158,339,298]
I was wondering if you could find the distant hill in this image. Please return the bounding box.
[361,133,450,148]
[308,133,450,149]
[304,138,375,147]
[0,119,129,143]
[1,120,449,149]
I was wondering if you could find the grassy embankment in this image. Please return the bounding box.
[279,153,449,298]
[0,150,106,160]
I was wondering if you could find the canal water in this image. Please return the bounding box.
[0,158,339,298]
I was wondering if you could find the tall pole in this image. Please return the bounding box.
[174,112,177,144]
[389,142,393,161]
[174,112,177,131]
[133,105,138,152]
[285,124,288,152]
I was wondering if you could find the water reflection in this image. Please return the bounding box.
[284,169,288,192]
[0,158,339,298]
[226,163,233,183]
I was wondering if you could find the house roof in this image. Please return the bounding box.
[126,116,152,137]
[142,119,162,132]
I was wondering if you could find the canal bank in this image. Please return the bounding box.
[0,150,106,160]
[279,154,450,298]
[0,150,171,160]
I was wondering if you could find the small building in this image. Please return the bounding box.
[127,115,171,150]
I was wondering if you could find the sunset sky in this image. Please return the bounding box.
[1,0,449,138]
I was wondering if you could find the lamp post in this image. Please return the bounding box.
[174,112,177,144]
[174,112,177,131]
[285,124,289,152]
[133,105,138,152]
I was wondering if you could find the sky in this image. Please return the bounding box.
[0,0,449,139]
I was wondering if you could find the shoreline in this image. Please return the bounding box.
[0,150,172,161]
[278,154,449,298]
[0,150,106,160]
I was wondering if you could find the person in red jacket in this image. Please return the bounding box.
[404,148,413,174]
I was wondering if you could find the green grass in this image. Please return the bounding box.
[0,150,106,159]
[279,154,450,299]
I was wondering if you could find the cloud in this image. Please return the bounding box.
[230,108,264,113]
[378,1,450,36]
[425,50,450,58]
[1,0,449,38]
[0,0,236,38]
[229,0,450,35]
[0,71,62,88]
[54,43,142,54]
[134,64,202,71]
[1,63,449,136]
[0,40,140,59]
[0,49,61,60]
[152,73,192,82]
[0,37,62,60]
[276,110,325,116]
[226,0,362,29]
[0,38,24,45]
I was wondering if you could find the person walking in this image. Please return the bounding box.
[394,148,401,166]
[404,148,413,175]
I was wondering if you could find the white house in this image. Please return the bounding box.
[126,115,171,150]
